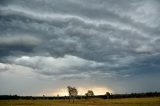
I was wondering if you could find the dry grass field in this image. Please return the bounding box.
[0,97,160,106]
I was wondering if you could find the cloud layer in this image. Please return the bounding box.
[0,0,160,95]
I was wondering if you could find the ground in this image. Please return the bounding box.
[0,97,160,106]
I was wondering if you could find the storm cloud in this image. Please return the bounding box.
[0,0,160,95]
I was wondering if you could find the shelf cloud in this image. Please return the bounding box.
[0,0,160,95]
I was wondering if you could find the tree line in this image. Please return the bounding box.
[0,92,160,100]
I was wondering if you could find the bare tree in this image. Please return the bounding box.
[67,86,78,103]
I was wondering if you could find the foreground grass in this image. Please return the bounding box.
[0,97,160,106]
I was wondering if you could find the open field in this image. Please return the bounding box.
[0,97,160,106]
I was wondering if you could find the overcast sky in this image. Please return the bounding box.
[0,0,160,96]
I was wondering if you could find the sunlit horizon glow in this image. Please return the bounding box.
[49,86,113,96]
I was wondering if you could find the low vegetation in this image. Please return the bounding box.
[0,97,160,106]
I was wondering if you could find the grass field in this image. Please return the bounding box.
[0,97,160,106]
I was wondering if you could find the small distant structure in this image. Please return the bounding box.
[67,86,78,103]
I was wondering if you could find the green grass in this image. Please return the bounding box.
[0,97,160,106]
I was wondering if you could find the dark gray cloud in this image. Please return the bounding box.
[0,0,160,95]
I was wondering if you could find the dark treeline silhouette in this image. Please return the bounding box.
[0,92,160,100]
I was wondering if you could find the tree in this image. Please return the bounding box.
[67,86,78,103]
[85,90,94,99]
[85,90,94,96]
[105,92,111,99]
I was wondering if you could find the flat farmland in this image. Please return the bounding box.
[0,97,160,106]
